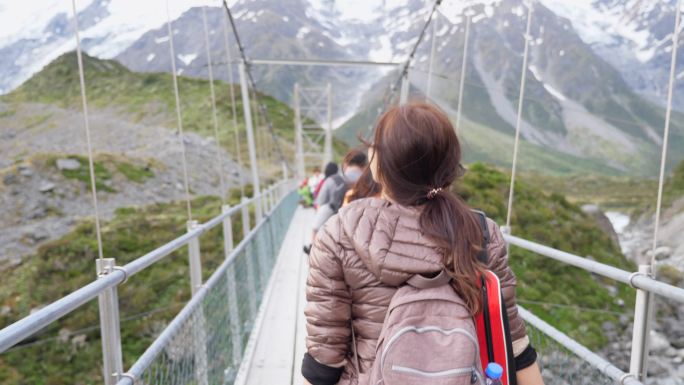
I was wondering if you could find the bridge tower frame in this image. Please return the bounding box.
[293,82,333,180]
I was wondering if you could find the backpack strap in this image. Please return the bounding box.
[406,270,451,289]
[472,209,490,264]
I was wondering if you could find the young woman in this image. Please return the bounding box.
[302,103,543,385]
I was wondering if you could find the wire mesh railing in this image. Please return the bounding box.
[114,190,298,385]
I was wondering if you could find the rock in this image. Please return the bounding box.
[0,306,10,316]
[58,328,71,343]
[3,173,18,185]
[646,356,669,376]
[39,181,56,193]
[666,347,678,357]
[649,330,671,352]
[56,158,81,171]
[602,321,616,332]
[673,337,684,349]
[654,246,673,260]
[18,165,33,177]
[619,314,630,325]
[71,334,87,350]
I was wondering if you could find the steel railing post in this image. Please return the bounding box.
[240,198,258,316]
[222,205,242,365]
[187,220,203,295]
[238,61,261,202]
[241,197,250,238]
[253,195,262,223]
[629,264,655,382]
[96,258,124,385]
[294,83,305,180]
[282,161,288,182]
[186,220,208,385]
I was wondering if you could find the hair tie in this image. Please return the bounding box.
[427,187,443,200]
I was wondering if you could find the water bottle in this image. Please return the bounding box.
[485,362,504,385]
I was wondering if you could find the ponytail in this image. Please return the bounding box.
[420,190,484,316]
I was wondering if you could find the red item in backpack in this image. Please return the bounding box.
[475,270,516,385]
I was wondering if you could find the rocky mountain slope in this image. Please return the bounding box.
[0,51,304,265]
[2,0,683,175]
[338,0,684,176]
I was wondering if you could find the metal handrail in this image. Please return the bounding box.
[518,307,644,385]
[504,234,684,303]
[0,180,290,354]
[114,189,290,385]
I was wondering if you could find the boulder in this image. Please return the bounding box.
[3,173,18,185]
[653,246,673,260]
[18,165,33,177]
[56,158,81,171]
[649,330,671,352]
[39,181,56,193]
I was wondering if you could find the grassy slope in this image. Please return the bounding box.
[2,52,347,174]
[458,164,636,348]
[0,188,252,385]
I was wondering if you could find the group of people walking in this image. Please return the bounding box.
[299,103,544,385]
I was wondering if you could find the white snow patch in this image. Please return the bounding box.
[369,34,393,62]
[559,49,565,56]
[472,13,486,24]
[155,36,169,44]
[543,83,567,101]
[296,26,311,39]
[146,53,155,62]
[178,53,197,66]
[528,65,543,82]
[440,0,500,24]
[282,16,289,22]
[540,0,661,63]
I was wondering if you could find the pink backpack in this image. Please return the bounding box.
[365,271,484,385]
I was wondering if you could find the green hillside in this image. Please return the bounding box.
[337,109,624,176]
[458,163,636,348]
[0,163,636,383]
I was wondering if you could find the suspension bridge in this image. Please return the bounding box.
[1,0,684,384]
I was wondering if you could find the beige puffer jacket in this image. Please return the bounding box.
[304,198,528,384]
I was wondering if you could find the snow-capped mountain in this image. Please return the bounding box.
[337,0,684,175]
[1,0,683,175]
[540,0,684,111]
[0,0,219,94]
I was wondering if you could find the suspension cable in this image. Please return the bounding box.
[201,5,227,204]
[221,0,291,173]
[165,0,193,221]
[71,0,104,261]
[651,0,682,268]
[505,3,533,231]
[455,11,472,134]
[385,0,443,105]
[425,16,438,100]
[220,7,245,199]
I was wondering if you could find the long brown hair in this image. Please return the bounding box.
[370,103,484,315]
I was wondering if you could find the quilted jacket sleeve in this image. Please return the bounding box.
[485,218,529,355]
[304,215,353,366]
